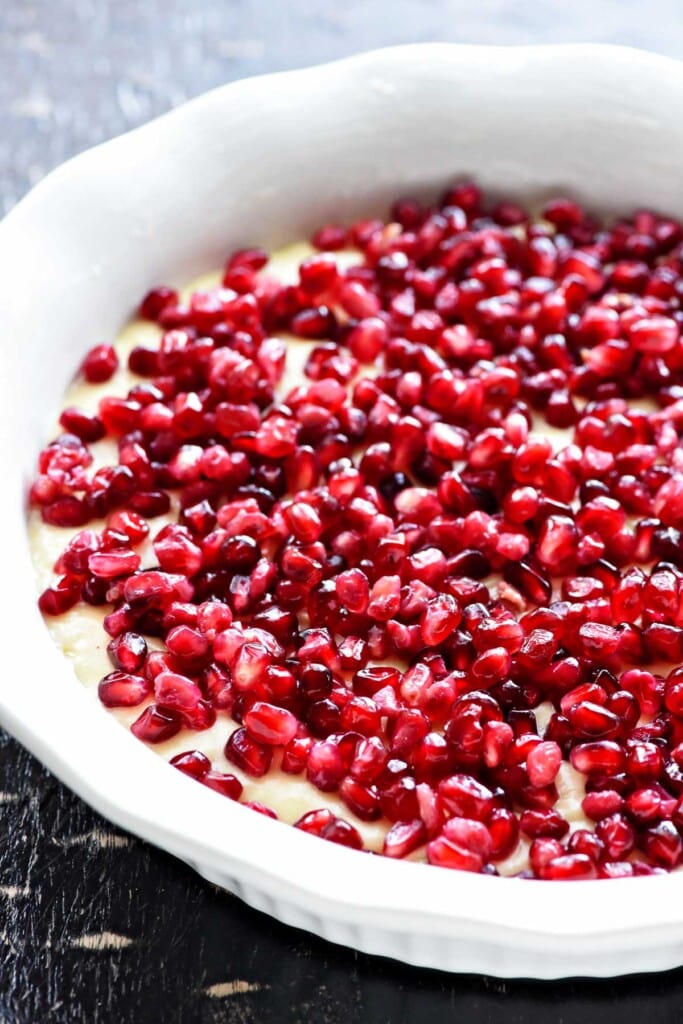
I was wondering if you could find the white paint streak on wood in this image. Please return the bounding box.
[205,981,268,998]
[52,830,130,849]
[71,932,133,951]
[0,884,29,899]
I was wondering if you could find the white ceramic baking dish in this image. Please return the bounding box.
[2,42,683,979]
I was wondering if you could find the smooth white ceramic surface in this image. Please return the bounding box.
[2,43,683,979]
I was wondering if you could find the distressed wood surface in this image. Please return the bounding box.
[2,2,683,1020]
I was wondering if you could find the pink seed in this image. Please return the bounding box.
[526,741,562,787]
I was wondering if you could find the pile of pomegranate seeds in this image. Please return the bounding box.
[32,182,683,879]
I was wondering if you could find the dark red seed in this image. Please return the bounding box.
[225,727,273,777]
[170,750,211,779]
[131,705,182,743]
[81,343,118,383]
[202,771,243,799]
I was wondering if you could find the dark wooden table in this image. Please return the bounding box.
[3,3,683,1021]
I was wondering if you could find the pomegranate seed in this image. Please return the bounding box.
[170,750,210,779]
[595,813,635,860]
[107,632,147,673]
[438,774,495,820]
[140,286,179,320]
[520,809,569,840]
[488,807,520,860]
[539,854,598,881]
[312,224,348,250]
[642,821,683,868]
[81,343,118,382]
[526,741,562,787]
[306,740,346,792]
[38,576,82,615]
[98,671,151,707]
[59,407,106,443]
[33,184,683,879]
[628,316,678,353]
[566,701,621,739]
[339,777,381,821]
[131,705,181,743]
[427,833,485,873]
[225,727,273,777]
[582,790,624,821]
[383,819,427,859]
[244,702,298,745]
[88,549,141,579]
[202,771,243,800]
[442,817,493,859]
[570,741,625,776]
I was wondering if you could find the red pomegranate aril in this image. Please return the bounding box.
[131,705,182,743]
[306,739,346,792]
[350,736,388,784]
[437,774,495,820]
[87,549,141,579]
[539,854,597,881]
[154,528,203,576]
[620,669,663,716]
[335,568,370,614]
[312,224,348,250]
[38,576,82,615]
[170,749,211,779]
[520,809,569,840]
[347,317,388,362]
[225,727,273,777]
[165,625,209,664]
[202,771,243,800]
[244,702,298,746]
[283,501,323,543]
[427,835,484,873]
[41,497,89,528]
[529,836,565,875]
[107,631,147,673]
[479,720,512,769]
[379,776,419,823]
[299,253,339,294]
[98,670,151,707]
[420,593,461,646]
[570,741,626,776]
[642,821,683,869]
[629,315,679,353]
[339,777,381,821]
[340,696,381,736]
[81,343,118,382]
[487,807,520,861]
[383,819,427,859]
[471,646,511,686]
[582,789,625,821]
[140,286,179,320]
[59,407,106,443]
[35,184,683,879]
[322,816,365,849]
[566,701,621,739]
[442,817,493,860]
[291,306,335,339]
[367,575,401,621]
[526,741,562,787]
[595,813,635,860]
